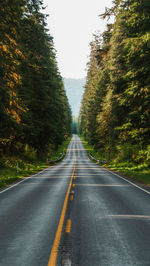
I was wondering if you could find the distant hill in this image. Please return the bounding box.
[63,78,85,118]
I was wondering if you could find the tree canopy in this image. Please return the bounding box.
[79,0,150,163]
[0,0,72,156]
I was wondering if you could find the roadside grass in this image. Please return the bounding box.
[80,136,150,186]
[0,161,47,188]
[0,136,72,188]
[47,135,72,162]
[107,162,150,186]
[80,136,105,161]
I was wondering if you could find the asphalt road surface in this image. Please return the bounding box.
[0,135,150,266]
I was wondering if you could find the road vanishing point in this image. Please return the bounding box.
[1,135,150,265]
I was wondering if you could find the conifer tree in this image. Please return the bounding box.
[79,0,150,160]
[109,0,150,146]
[0,0,26,154]
[0,0,72,155]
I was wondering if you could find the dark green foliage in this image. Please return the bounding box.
[0,0,72,156]
[0,0,26,147]
[79,0,150,164]
[72,116,78,134]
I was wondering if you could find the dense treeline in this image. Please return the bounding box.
[79,0,150,164]
[0,0,72,158]
[72,116,78,134]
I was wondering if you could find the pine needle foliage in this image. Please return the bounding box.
[79,0,150,165]
[0,0,72,157]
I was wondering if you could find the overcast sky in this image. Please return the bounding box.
[43,0,113,79]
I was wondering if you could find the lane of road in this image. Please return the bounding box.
[0,138,76,266]
[58,135,150,265]
[1,135,150,265]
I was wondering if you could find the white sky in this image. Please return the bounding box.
[43,0,113,79]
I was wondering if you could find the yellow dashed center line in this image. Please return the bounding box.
[47,162,76,266]
[70,194,74,201]
[65,219,71,233]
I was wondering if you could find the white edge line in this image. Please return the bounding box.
[0,137,75,194]
[0,167,51,194]
[0,153,76,194]
[104,168,150,195]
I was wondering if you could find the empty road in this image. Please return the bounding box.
[0,135,150,265]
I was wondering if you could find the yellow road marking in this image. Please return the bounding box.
[70,194,74,201]
[65,219,71,233]
[47,163,76,266]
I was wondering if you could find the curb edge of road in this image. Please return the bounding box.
[86,150,150,193]
[0,165,52,194]
[99,165,150,195]
[0,136,73,193]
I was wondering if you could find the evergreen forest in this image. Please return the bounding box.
[0,0,72,161]
[79,0,150,166]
